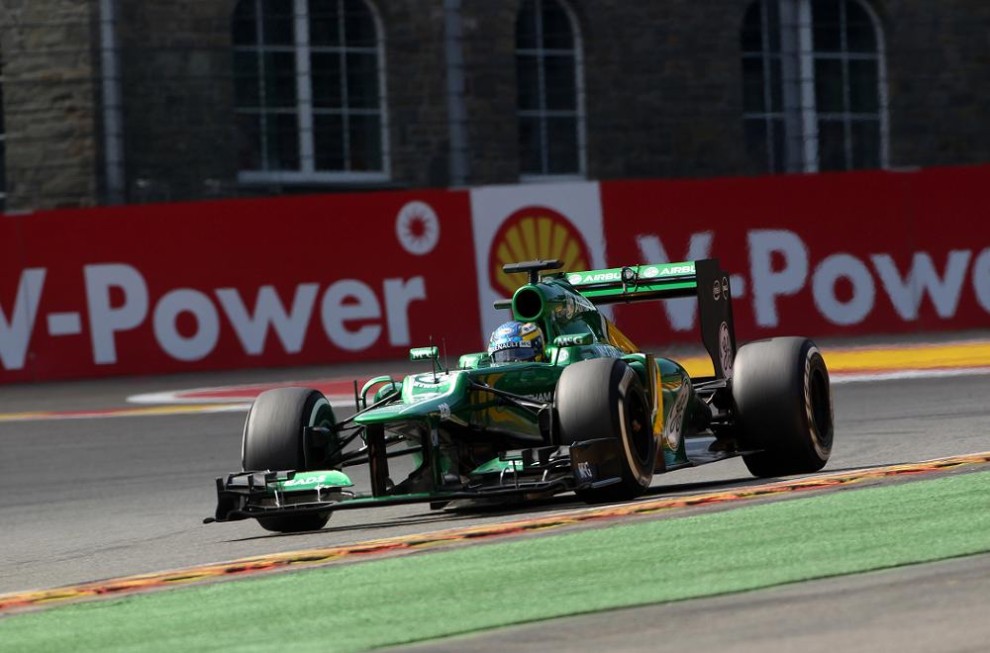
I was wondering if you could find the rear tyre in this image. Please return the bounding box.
[555,358,656,502]
[242,387,336,532]
[733,337,834,477]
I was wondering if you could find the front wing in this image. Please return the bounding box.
[208,438,630,524]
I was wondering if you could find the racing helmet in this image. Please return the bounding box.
[488,321,545,363]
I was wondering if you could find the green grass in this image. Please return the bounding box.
[3,471,990,653]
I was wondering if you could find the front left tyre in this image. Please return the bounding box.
[242,387,336,533]
[555,358,656,502]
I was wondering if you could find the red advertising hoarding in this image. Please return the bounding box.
[0,190,478,383]
[601,166,990,345]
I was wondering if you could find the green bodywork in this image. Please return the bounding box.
[349,259,709,481]
[327,261,711,489]
[355,353,693,465]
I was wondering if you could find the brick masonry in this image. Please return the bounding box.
[0,0,99,210]
[0,0,989,210]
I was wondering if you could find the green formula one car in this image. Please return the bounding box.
[208,259,834,533]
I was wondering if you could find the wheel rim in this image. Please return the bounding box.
[626,389,653,465]
[809,366,833,451]
[305,395,336,469]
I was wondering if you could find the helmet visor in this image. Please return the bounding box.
[490,345,540,363]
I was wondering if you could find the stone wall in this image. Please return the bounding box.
[115,1,238,203]
[377,1,451,189]
[578,0,753,180]
[2,0,990,209]
[0,0,99,211]
[883,0,990,168]
[460,2,521,185]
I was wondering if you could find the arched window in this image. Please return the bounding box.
[813,0,884,170]
[515,0,585,179]
[233,0,388,183]
[742,0,886,173]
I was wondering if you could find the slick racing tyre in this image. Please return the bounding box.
[555,358,656,502]
[732,337,834,477]
[242,387,336,533]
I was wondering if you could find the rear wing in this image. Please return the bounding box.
[566,259,737,379]
[565,261,698,302]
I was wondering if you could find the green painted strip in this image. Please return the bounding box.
[273,470,352,491]
[566,261,696,287]
[2,471,988,652]
[578,279,698,298]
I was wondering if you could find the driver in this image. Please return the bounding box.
[487,321,546,363]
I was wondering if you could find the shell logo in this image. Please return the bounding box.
[488,206,592,297]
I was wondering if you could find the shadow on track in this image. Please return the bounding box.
[220,471,840,543]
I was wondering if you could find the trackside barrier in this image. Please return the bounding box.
[600,166,990,345]
[2,165,989,383]
[0,191,479,382]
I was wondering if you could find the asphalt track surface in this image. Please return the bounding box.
[1,340,989,651]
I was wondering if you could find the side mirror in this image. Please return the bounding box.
[409,346,439,362]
